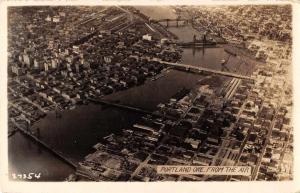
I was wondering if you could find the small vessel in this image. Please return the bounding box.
[221,59,226,65]
[69,105,76,110]
[151,74,165,81]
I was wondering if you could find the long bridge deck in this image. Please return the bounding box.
[12,120,77,168]
[152,59,254,81]
[156,18,189,22]
[88,98,179,121]
[176,42,217,48]
[154,18,189,27]
[88,98,152,115]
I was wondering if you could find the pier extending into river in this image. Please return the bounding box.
[12,120,77,169]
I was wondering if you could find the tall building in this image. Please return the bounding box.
[33,59,40,69]
[75,62,80,73]
[51,58,58,69]
[44,62,49,71]
[23,54,32,68]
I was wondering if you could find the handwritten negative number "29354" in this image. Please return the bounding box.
[12,173,41,180]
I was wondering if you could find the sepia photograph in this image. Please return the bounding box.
[4,3,294,184]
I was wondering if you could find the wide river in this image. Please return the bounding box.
[8,6,255,181]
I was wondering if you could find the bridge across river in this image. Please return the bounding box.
[88,97,152,115]
[88,98,179,121]
[151,58,254,81]
[154,18,189,27]
[12,120,77,168]
[176,41,217,48]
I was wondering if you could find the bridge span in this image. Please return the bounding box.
[156,18,189,22]
[175,41,217,48]
[88,98,179,121]
[88,97,152,115]
[154,18,189,27]
[12,120,77,168]
[150,58,254,81]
